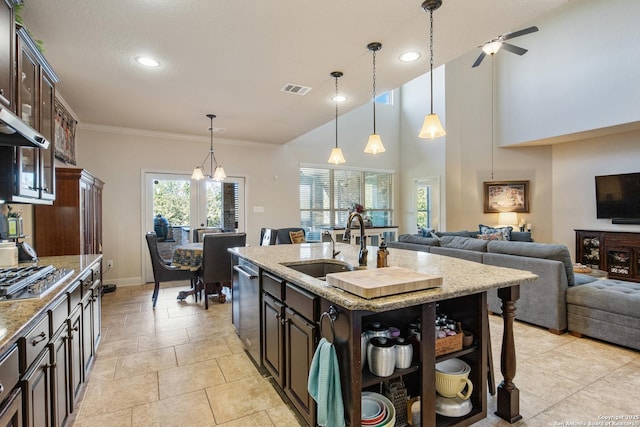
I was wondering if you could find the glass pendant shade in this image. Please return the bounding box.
[482,41,502,55]
[328,147,346,164]
[418,113,446,139]
[213,165,226,181]
[191,166,205,180]
[364,134,385,154]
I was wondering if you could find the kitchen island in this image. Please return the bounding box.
[229,242,537,427]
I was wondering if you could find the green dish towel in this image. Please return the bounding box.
[308,337,345,427]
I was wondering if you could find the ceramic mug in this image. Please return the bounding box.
[435,371,473,400]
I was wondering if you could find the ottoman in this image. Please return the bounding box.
[567,278,640,350]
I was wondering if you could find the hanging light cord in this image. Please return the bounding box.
[335,74,339,148]
[429,9,435,114]
[200,115,220,176]
[372,48,377,133]
[491,58,495,180]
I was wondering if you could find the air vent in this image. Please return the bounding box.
[281,83,312,96]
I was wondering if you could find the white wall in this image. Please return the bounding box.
[552,131,640,259]
[499,0,640,145]
[76,126,300,285]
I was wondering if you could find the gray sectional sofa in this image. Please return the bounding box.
[388,231,640,350]
[389,232,573,333]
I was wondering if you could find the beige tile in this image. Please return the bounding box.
[206,376,284,424]
[216,352,261,382]
[131,390,215,427]
[125,309,169,325]
[154,314,202,333]
[216,411,275,426]
[101,301,142,316]
[510,359,584,405]
[80,372,159,417]
[114,347,177,379]
[158,358,226,399]
[85,354,118,382]
[266,404,304,427]
[101,313,127,328]
[174,339,232,366]
[104,321,156,341]
[97,336,139,358]
[72,407,132,427]
[137,328,190,352]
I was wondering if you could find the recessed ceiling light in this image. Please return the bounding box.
[136,56,161,67]
[332,95,347,103]
[399,51,421,62]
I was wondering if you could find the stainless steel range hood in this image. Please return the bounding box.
[0,105,50,150]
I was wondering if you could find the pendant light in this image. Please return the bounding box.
[191,114,226,181]
[364,42,386,154]
[327,71,346,165]
[418,0,446,139]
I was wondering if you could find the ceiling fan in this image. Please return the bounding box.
[472,26,539,67]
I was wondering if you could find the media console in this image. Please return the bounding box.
[575,230,640,282]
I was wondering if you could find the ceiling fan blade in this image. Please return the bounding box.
[502,43,528,56]
[472,51,486,68]
[502,26,539,41]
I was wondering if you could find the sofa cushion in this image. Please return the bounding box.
[487,241,575,287]
[398,234,440,246]
[439,236,489,252]
[479,224,513,241]
[574,273,599,286]
[510,231,533,242]
[434,230,472,238]
[566,279,640,318]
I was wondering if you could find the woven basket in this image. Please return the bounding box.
[435,326,463,357]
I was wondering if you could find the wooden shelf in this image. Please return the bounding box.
[362,364,419,388]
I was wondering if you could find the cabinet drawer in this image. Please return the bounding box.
[262,272,284,300]
[0,344,19,403]
[285,283,317,321]
[67,279,82,311]
[21,315,49,373]
[80,270,93,296]
[49,294,68,336]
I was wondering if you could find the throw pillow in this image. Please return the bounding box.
[289,230,305,244]
[479,224,513,241]
[477,232,503,241]
[418,227,434,237]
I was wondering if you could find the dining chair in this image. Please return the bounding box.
[259,227,278,246]
[145,232,198,308]
[200,232,247,309]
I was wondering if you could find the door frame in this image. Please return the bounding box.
[140,169,246,283]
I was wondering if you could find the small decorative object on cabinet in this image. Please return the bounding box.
[34,168,104,256]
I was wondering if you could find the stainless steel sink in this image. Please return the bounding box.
[281,260,355,279]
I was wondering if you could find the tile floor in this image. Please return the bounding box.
[70,282,640,427]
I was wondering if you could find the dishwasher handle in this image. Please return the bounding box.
[233,265,258,279]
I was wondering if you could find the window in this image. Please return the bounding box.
[300,167,393,234]
[417,183,431,229]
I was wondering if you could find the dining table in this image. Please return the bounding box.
[171,242,211,302]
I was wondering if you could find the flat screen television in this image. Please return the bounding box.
[595,172,640,220]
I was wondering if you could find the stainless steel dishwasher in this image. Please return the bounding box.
[232,259,260,364]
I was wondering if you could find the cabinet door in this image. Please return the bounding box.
[284,308,316,425]
[22,347,53,427]
[51,327,69,427]
[68,307,83,409]
[91,284,102,352]
[262,293,284,386]
[39,72,55,201]
[0,0,14,108]
[81,294,93,375]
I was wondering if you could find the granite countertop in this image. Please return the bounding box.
[0,255,102,355]
[229,243,537,312]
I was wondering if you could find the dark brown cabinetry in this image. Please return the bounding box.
[575,230,640,282]
[0,0,15,108]
[22,345,53,427]
[0,21,58,204]
[34,168,104,256]
[260,272,318,426]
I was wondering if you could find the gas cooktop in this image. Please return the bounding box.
[0,264,74,300]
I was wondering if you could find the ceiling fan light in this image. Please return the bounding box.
[419,113,446,139]
[191,166,205,180]
[364,134,386,154]
[482,41,502,55]
[328,147,346,165]
[212,165,226,181]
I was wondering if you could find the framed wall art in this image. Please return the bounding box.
[54,98,77,165]
[483,181,530,213]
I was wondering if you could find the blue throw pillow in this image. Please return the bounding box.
[418,227,434,237]
[479,224,513,241]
